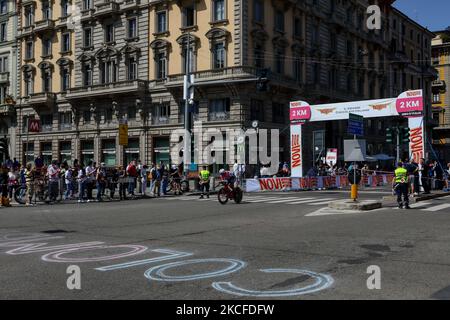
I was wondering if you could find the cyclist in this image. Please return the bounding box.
[219,168,236,189]
[170,165,182,195]
[198,165,210,199]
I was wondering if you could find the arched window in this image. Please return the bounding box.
[38,62,53,92]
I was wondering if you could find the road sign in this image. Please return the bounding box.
[119,119,128,146]
[348,113,364,136]
[344,139,367,162]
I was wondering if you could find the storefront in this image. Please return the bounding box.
[102,140,116,167]
[153,137,170,165]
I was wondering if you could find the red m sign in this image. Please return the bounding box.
[28,119,41,133]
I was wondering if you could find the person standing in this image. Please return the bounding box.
[64,166,74,200]
[77,165,87,203]
[198,165,210,199]
[137,160,143,194]
[419,158,431,194]
[393,162,410,209]
[118,166,128,201]
[140,164,148,196]
[0,165,10,207]
[96,163,106,202]
[149,163,156,196]
[84,161,96,202]
[47,160,60,203]
[161,164,169,196]
[24,163,34,206]
[126,160,137,198]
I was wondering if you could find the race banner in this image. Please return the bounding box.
[246,175,394,192]
[408,117,425,163]
[325,148,338,167]
[289,101,310,178]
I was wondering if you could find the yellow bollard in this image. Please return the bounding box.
[351,184,358,201]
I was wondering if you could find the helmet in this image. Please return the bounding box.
[219,169,225,174]
[172,165,177,170]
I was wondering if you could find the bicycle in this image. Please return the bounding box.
[217,181,243,205]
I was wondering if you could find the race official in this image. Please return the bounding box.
[393,162,410,209]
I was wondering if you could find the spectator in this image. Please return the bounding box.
[47,160,60,203]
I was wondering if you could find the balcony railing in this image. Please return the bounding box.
[151,116,174,125]
[34,19,55,33]
[95,1,120,17]
[66,80,148,99]
[59,123,72,131]
[122,0,143,11]
[19,25,34,37]
[208,112,230,122]
[41,124,53,132]
[81,9,96,21]
[0,72,9,83]
[0,104,15,115]
[432,80,446,89]
[26,92,56,106]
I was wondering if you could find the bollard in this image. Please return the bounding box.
[351,184,358,201]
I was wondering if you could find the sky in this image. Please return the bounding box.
[394,0,449,31]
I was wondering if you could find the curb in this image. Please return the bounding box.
[328,200,383,211]
[415,192,450,202]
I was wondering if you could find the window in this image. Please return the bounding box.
[42,1,51,20]
[0,85,7,104]
[346,40,353,57]
[0,0,7,14]
[152,103,171,124]
[83,28,92,48]
[104,24,114,43]
[83,63,92,86]
[59,112,72,130]
[81,140,94,165]
[100,60,118,84]
[128,105,136,120]
[275,47,284,74]
[62,0,69,17]
[25,41,34,60]
[127,57,137,80]
[250,99,264,122]
[83,110,91,124]
[213,0,225,21]
[0,56,7,72]
[61,68,70,91]
[272,102,285,123]
[156,11,167,33]
[42,38,52,56]
[433,94,440,103]
[61,33,70,52]
[275,10,284,32]
[347,73,353,93]
[40,115,53,132]
[182,47,195,73]
[25,6,34,26]
[42,69,52,92]
[124,139,139,165]
[208,98,230,121]
[312,25,319,45]
[0,23,6,42]
[212,43,225,69]
[294,17,301,38]
[59,141,72,165]
[83,0,92,10]
[127,18,137,39]
[102,140,116,166]
[183,5,195,27]
[156,52,166,79]
[254,43,264,68]
[24,72,33,96]
[254,0,264,23]
[294,58,302,83]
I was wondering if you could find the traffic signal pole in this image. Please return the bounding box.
[396,127,400,165]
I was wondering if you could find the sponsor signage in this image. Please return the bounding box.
[408,117,425,163]
[325,148,338,167]
[396,90,423,117]
[290,126,303,177]
[289,101,311,124]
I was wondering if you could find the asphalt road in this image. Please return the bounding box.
[1,190,450,300]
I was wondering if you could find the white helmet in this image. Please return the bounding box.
[219,169,225,174]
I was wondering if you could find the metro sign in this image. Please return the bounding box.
[28,119,41,133]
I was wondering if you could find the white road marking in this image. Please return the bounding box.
[287,198,335,205]
[307,199,339,206]
[422,203,450,212]
[264,197,315,204]
[392,202,431,210]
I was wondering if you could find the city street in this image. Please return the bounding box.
[1,191,450,300]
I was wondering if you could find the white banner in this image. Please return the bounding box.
[408,117,425,163]
[326,148,338,167]
[290,124,303,178]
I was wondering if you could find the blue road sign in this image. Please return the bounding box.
[348,113,364,136]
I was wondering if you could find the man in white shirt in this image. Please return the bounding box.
[47,160,60,203]
[85,161,96,201]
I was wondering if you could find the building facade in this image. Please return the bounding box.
[13,0,436,172]
[0,0,19,162]
[431,29,450,163]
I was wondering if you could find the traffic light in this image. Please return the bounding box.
[386,127,394,143]
[256,68,269,92]
[0,137,9,161]
[400,127,410,143]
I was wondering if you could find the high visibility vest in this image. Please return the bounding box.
[200,170,210,181]
[394,167,408,183]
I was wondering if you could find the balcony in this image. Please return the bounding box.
[81,9,96,21]
[0,104,15,115]
[59,123,72,131]
[34,19,55,34]
[66,80,148,100]
[94,1,120,18]
[432,80,446,91]
[122,0,144,11]
[151,116,174,125]
[41,124,53,132]
[208,112,230,122]
[56,16,69,28]
[25,92,56,108]
[19,25,34,37]
[0,72,9,83]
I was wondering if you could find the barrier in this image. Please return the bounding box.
[245,175,394,192]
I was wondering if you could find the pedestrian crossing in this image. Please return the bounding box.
[392,201,450,212]
[159,195,342,207]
